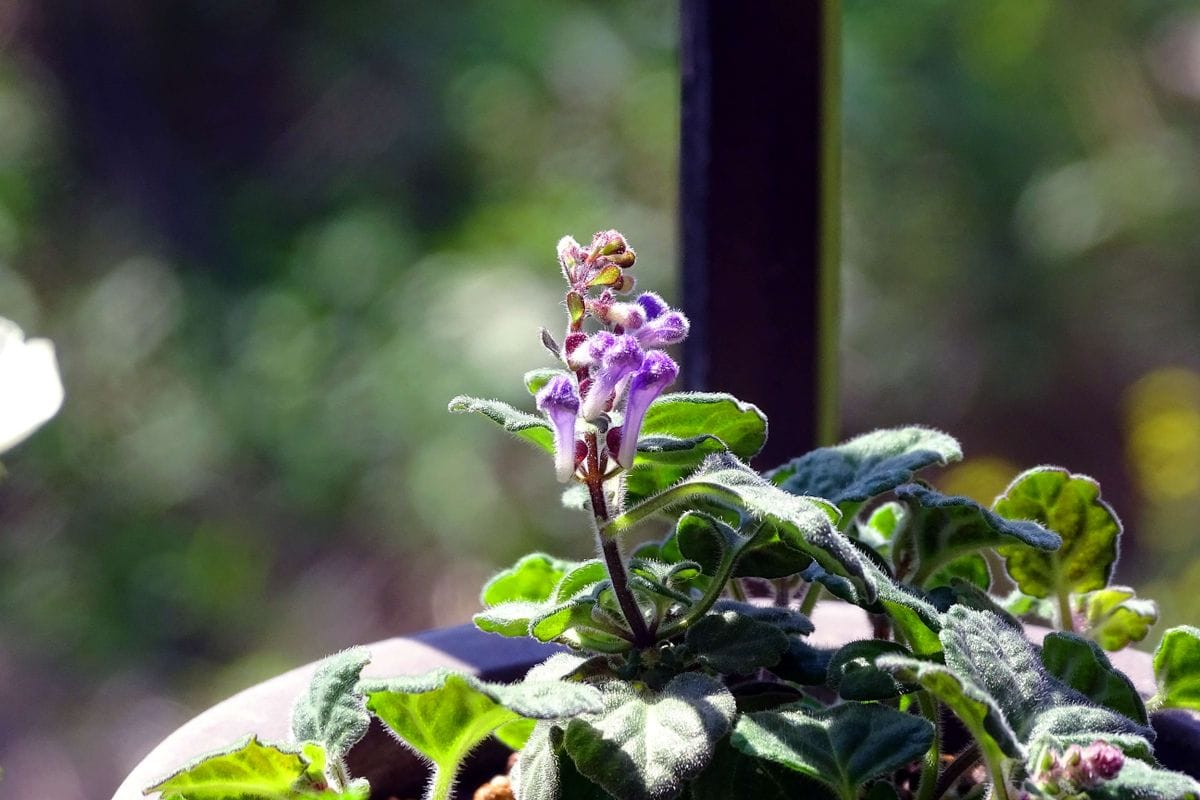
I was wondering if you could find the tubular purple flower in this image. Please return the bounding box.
[634,310,690,349]
[616,350,678,468]
[580,335,644,420]
[635,292,668,321]
[567,331,615,371]
[536,375,582,482]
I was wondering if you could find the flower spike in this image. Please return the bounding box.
[616,350,678,468]
[536,375,582,482]
[580,335,644,420]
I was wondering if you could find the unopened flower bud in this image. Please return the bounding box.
[563,331,588,359]
[581,335,644,420]
[635,292,668,321]
[614,273,637,294]
[557,236,583,282]
[606,425,622,458]
[587,264,623,288]
[536,375,581,483]
[1082,742,1124,783]
[616,351,678,468]
[590,229,627,257]
[567,331,614,371]
[634,310,689,349]
[606,248,636,268]
[575,439,589,466]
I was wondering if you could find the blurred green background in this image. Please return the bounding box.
[0,2,1198,796]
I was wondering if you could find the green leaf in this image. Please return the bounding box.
[855,501,908,557]
[495,717,537,750]
[608,453,874,601]
[145,736,322,800]
[563,673,736,800]
[685,611,789,674]
[1153,626,1200,711]
[994,467,1121,600]
[641,392,767,461]
[709,600,814,636]
[481,553,573,606]
[622,393,766,504]
[731,701,935,800]
[924,553,990,591]
[363,669,603,800]
[525,368,570,396]
[447,395,554,453]
[1024,704,1153,759]
[826,639,913,700]
[290,648,371,768]
[876,654,1023,764]
[1075,586,1158,651]
[890,483,1059,587]
[767,426,962,512]
[1040,632,1147,724]
[513,722,611,800]
[690,736,834,800]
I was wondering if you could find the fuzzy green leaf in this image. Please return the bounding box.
[685,610,790,674]
[731,701,934,800]
[513,722,611,800]
[709,600,814,636]
[856,501,907,557]
[641,392,767,460]
[876,654,1023,764]
[563,673,736,800]
[826,639,913,701]
[524,368,570,396]
[1044,758,1200,800]
[1076,586,1158,651]
[144,736,322,799]
[891,483,1059,586]
[290,648,371,767]
[1041,632,1147,724]
[994,467,1121,600]
[363,669,603,800]
[447,395,554,453]
[609,453,873,599]
[481,553,573,606]
[924,553,991,591]
[1024,704,1153,760]
[1153,626,1200,711]
[767,426,962,511]
[690,737,834,800]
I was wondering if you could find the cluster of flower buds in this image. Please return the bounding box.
[557,230,637,295]
[535,232,689,483]
[1031,741,1124,797]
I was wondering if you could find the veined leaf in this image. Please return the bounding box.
[290,648,371,770]
[731,701,934,800]
[826,639,914,701]
[767,426,962,513]
[891,483,1059,586]
[448,395,554,453]
[513,722,611,800]
[1075,586,1158,652]
[1041,632,1147,724]
[1153,626,1200,711]
[363,669,603,800]
[480,553,574,606]
[563,673,736,800]
[685,610,789,674]
[144,735,322,799]
[994,467,1121,601]
[690,736,833,800]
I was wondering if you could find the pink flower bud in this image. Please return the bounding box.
[581,335,644,420]
[536,375,581,483]
[567,331,614,371]
[1082,741,1124,784]
[616,351,678,468]
[557,236,583,282]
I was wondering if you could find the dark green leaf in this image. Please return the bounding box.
[1040,632,1147,724]
[641,392,767,461]
[447,395,554,453]
[1153,626,1200,711]
[290,648,371,766]
[709,600,814,636]
[685,611,789,674]
[144,736,322,799]
[767,426,962,511]
[689,736,834,800]
[773,637,835,685]
[924,554,990,591]
[731,701,934,800]
[891,483,1059,587]
[826,639,913,701]
[994,467,1121,600]
[563,673,736,800]
[514,722,611,800]
[1075,586,1158,651]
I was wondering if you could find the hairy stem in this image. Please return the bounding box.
[915,692,940,800]
[585,431,651,647]
[427,764,456,800]
[798,582,823,615]
[1056,586,1075,632]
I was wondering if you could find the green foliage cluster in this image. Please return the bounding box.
[148,235,1200,800]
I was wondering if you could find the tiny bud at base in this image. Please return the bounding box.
[606,426,622,458]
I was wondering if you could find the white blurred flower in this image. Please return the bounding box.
[0,317,63,455]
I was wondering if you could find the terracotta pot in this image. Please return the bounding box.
[112,603,1200,800]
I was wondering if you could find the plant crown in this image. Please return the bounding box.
[149,232,1200,800]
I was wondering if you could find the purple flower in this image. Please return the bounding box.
[536,375,581,482]
[634,310,689,349]
[1080,742,1124,785]
[566,331,615,371]
[615,351,678,468]
[580,335,644,420]
[635,292,668,320]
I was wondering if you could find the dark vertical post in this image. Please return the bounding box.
[680,0,840,466]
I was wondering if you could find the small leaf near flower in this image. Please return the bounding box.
[1040,632,1147,724]
[1153,626,1200,711]
[448,395,554,454]
[290,648,372,770]
[1074,586,1158,652]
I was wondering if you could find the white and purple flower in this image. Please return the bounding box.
[615,351,679,468]
[580,335,645,421]
[536,374,582,483]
